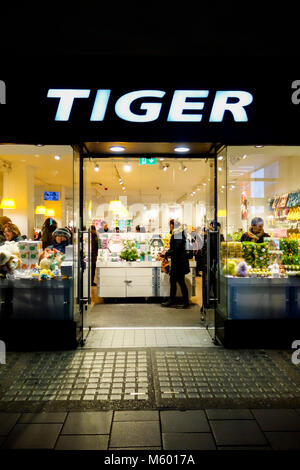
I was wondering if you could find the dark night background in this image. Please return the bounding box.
[0,5,299,61]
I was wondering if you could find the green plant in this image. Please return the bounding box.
[140,251,145,257]
[232,232,242,241]
[120,240,139,261]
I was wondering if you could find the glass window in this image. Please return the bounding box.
[219,146,300,321]
[0,145,74,322]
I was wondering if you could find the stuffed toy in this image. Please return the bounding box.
[236,261,248,277]
[0,247,21,278]
[39,248,65,270]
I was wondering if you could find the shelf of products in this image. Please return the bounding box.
[0,240,72,281]
[221,237,300,278]
[96,232,195,298]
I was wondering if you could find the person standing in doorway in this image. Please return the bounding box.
[91,224,99,286]
[161,219,190,309]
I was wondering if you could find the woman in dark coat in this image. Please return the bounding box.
[39,218,58,249]
[91,225,99,286]
[161,219,190,309]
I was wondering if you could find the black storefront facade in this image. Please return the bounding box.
[0,58,300,350]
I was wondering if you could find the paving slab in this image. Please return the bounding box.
[162,433,216,450]
[160,410,210,432]
[2,423,62,449]
[19,412,67,423]
[205,409,253,420]
[114,411,159,421]
[55,435,109,450]
[210,420,268,446]
[110,421,161,448]
[0,413,20,435]
[251,409,300,431]
[265,432,300,450]
[62,411,113,435]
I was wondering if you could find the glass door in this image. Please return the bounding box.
[73,146,92,346]
[202,153,218,342]
[75,147,220,339]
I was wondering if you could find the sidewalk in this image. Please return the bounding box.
[0,347,299,450]
[1,409,300,450]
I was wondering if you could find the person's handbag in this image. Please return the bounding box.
[161,258,170,274]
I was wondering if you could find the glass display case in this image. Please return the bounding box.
[215,146,300,347]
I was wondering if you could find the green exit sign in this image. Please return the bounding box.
[139,157,157,165]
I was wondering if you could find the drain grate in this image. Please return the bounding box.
[153,349,300,402]
[1,350,151,403]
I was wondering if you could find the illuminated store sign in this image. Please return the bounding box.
[47,89,254,123]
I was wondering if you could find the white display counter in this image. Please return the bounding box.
[96,260,196,298]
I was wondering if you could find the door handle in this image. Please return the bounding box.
[78,228,91,304]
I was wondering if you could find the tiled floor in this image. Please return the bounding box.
[0,348,299,408]
[1,409,300,450]
[84,327,216,348]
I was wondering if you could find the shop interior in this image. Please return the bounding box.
[1,143,299,342]
[80,143,218,329]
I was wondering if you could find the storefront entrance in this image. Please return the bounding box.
[74,143,223,347]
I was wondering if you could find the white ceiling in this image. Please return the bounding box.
[0,145,73,187]
[1,144,300,203]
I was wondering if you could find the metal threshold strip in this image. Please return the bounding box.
[83,327,208,330]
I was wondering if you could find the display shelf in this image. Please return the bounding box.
[0,278,73,321]
[219,274,300,320]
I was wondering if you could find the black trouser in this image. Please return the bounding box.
[169,271,189,304]
[91,260,96,284]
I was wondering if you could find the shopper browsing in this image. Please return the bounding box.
[241,217,270,243]
[39,217,58,249]
[161,219,190,309]
[3,223,24,242]
[48,227,71,254]
[0,216,12,245]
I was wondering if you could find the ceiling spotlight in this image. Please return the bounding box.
[110,146,125,152]
[218,167,222,171]
[202,182,207,186]
[94,164,100,172]
[163,163,169,171]
[122,186,126,190]
[255,145,264,148]
[218,155,223,160]
[124,163,131,172]
[54,155,60,160]
[160,157,165,161]
[243,154,247,159]
[175,146,190,153]
[197,187,201,191]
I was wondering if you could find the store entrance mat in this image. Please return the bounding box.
[83,327,216,348]
[0,348,299,412]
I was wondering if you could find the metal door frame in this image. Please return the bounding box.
[76,143,221,346]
